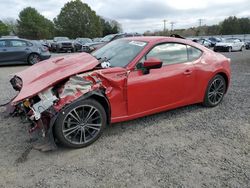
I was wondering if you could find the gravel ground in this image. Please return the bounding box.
[0,51,250,187]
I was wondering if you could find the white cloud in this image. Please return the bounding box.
[0,0,250,33]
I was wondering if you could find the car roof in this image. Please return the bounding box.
[122,36,208,51]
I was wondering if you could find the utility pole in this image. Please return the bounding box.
[198,19,204,27]
[198,19,205,36]
[170,22,175,32]
[163,19,167,32]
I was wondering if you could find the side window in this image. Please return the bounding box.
[147,43,188,65]
[10,40,27,47]
[187,45,202,61]
[0,40,7,47]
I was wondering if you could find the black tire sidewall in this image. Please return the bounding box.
[54,99,107,148]
[203,74,226,107]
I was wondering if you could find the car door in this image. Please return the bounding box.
[0,40,9,63]
[8,40,30,62]
[127,43,196,115]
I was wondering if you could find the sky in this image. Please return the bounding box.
[0,0,250,33]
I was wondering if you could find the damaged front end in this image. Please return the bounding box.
[9,73,103,151]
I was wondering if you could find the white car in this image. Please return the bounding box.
[214,38,245,52]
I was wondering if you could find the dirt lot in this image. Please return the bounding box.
[0,51,250,187]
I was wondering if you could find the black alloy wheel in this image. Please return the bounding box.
[203,75,226,107]
[54,99,106,148]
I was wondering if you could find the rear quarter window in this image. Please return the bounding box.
[187,46,203,61]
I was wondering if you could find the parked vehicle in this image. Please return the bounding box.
[51,37,74,53]
[92,38,102,42]
[82,33,142,53]
[214,38,245,52]
[245,40,250,50]
[73,38,92,52]
[208,37,222,47]
[0,38,51,65]
[9,36,231,149]
[193,38,212,48]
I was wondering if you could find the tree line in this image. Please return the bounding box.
[145,16,250,37]
[0,0,122,39]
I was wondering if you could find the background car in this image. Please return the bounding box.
[0,38,51,65]
[208,37,222,47]
[214,38,245,52]
[245,40,250,50]
[10,36,231,149]
[193,38,212,48]
[82,33,142,53]
[73,38,92,52]
[51,37,74,53]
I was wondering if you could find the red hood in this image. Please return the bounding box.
[12,53,99,104]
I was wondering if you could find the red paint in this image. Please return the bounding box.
[12,53,99,104]
[12,37,231,124]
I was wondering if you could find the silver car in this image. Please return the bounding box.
[0,38,51,65]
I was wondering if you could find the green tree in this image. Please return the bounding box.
[220,16,241,35]
[238,17,250,34]
[0,20,9,36]
[54,0,102,38]
[100,18,122,36]
[17,7,55,39]
[3,18,18,35]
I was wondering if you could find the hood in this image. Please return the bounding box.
[215,42,232,46]
[12,53,99,104]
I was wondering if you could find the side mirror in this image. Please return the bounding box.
[143,57,162,69]
[141,57,162,74]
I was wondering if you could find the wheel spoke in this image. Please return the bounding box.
[85,107,97,123]
[79,128,83,144]
[73,109,82,123]
[68,112,81,123]
[85,124,101,131]
[64,126,79,137]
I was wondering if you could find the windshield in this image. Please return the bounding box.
[55,37,70,41]
[77,38,92,44]
[101,34,115,42]
[92,39,147,67]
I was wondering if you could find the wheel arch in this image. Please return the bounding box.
[216,72,229,93]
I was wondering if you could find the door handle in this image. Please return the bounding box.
[184,69,192,75]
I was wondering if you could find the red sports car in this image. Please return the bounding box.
[9,36,231,150]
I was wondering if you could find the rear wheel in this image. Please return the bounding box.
[203,75,226,107]
[28,53,40,65]
[54,99,107,148]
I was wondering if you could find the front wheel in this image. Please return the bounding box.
[203,75,226,107]
[54,99,107,148]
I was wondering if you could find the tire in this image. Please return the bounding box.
[228,47,232,52]
[54,99,107,148]
[28,53,40,65]
[56,46,60,53]
[203,74,226,107]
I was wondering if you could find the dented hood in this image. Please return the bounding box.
[12,53,99,103]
